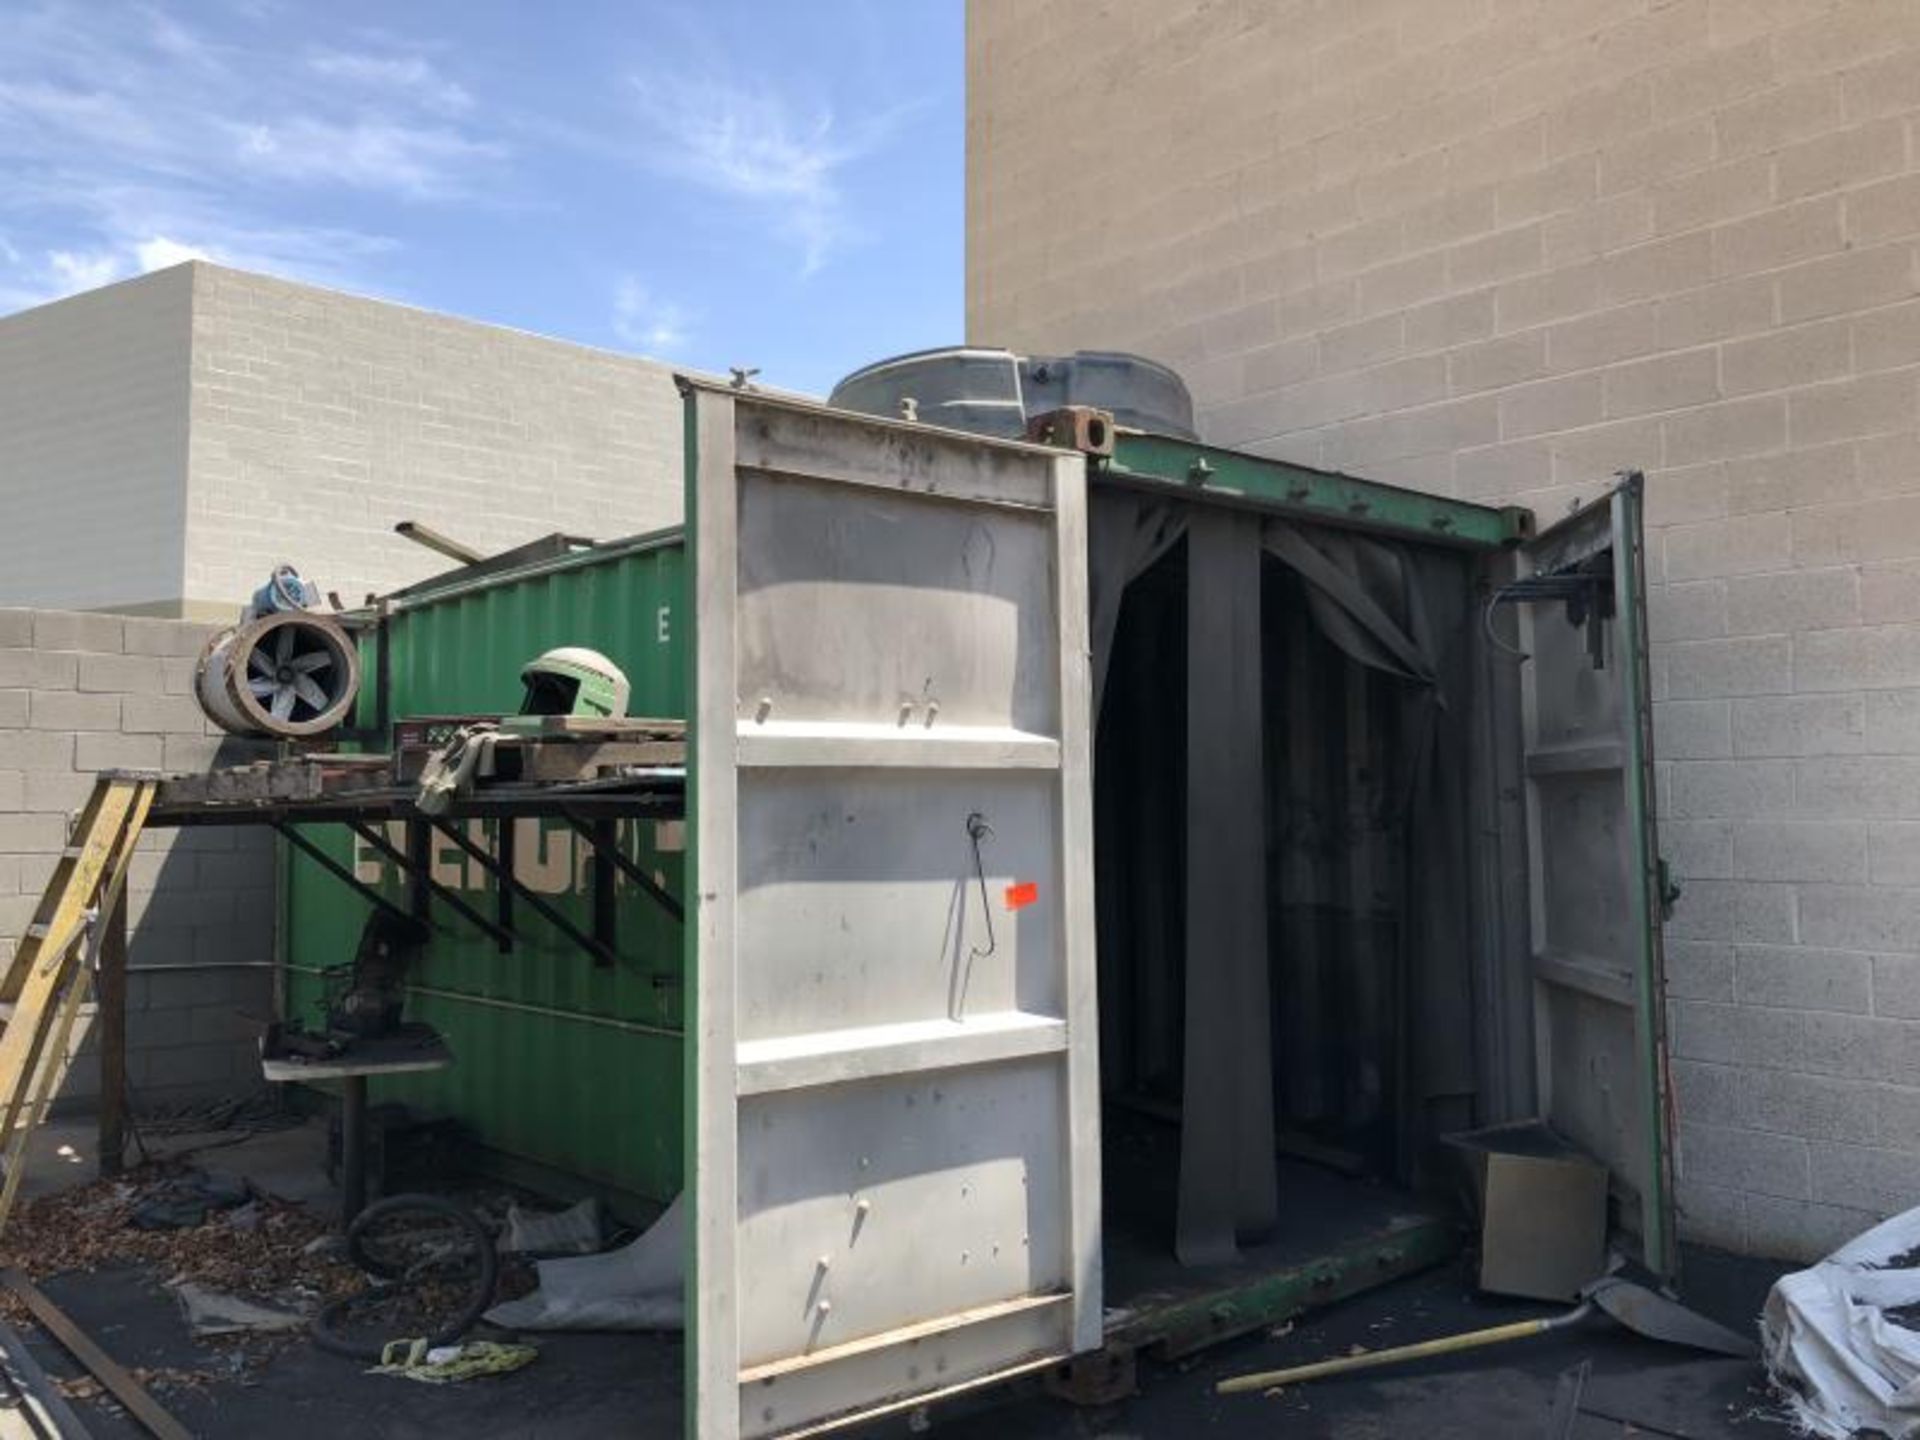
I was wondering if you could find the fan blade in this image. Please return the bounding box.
[247,678,275,697]
[292,676,328,710]
[270,686,296,722]
[274,627,294,665]
[290,651,333,674]
[248,648,274,676]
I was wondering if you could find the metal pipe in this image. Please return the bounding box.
[393,520,485,566]
[1217,1303,1595,1394]
[280,965,681,1039]
[125,961,278,973]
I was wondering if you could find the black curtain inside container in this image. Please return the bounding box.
[1090,489,1478,1264]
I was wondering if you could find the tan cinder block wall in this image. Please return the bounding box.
[0,268,193,613]
[184,265,685,617]
[1,263,686,620]
[0,608,275,1111]
[971,0,1920,1261]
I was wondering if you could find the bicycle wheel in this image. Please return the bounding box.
[347,1192,496,1286]
[312,1194,498,1360]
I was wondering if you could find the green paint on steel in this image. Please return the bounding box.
[1102,434,1532,549]
[282,533,690,1206]
[678,386,703,1438]
[1108,1217,1461,1360]
[279,417,1529,1230]
[1615,473,1676,1280]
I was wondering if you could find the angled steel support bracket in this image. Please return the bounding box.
[561,814,685,924]
[273,823,420,931]
[496,818,516,949]
[348,820,514,950]
[428,818,616,968]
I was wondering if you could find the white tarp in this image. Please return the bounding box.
[1764,1205,1920,1437]
[484,1193,684,1332]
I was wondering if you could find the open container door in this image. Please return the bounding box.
[681,379,1101,1438]
[1512,472,1676,1278]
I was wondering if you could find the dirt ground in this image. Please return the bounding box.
[11,1119,1796,1439]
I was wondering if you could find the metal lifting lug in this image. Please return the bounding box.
[1023,405,1116,457]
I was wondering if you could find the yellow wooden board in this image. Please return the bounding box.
[0,776,153,1237]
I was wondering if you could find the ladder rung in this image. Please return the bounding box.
[60,848,84,860]
[23,926,49,941]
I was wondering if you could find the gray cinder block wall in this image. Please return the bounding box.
[0,263,685,619]
[971,0,1920,1260]
[0,608,273,1112]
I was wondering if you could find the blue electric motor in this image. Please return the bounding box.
[249,563,319,619]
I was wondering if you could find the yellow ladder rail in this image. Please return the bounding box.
[0,774,156,1237]
[1,776,152,1002]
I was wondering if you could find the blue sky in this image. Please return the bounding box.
[0,1,964,395]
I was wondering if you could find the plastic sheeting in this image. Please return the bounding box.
[1087,487,1478,1265]
[1176,508,1277,1264]
[485,1193,684,1332]
[1764,1205,1920,1438]
[1088,491,1186,720]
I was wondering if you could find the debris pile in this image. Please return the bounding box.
[53,1366,212,1400]
[0,1161,362,1331]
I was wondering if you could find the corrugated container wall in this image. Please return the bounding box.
[281,532,689,1206]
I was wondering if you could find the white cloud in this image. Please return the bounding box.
[0,2,502,311]
[134,235,211,271]
[227,116,502,196]
[46,249,122,293]
[612,278,690,354]
[8,233,209,307]
[628,70,898,275]
[307,49,472,116]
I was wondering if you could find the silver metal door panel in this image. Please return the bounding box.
[1536,773,1630,972]
[686,382,1099,1439]
[735,403,1057,510]
[1517,475,1674,1276]
[741,1305,1068,1439]
[735,771,1063,1040]
[734,1057,1069,1368]
[737,476,1059,734]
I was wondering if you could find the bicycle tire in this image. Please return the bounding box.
[347,1192,494,1281]
[312,1194,498,1360]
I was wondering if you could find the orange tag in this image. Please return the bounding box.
[1004,881,1039,911]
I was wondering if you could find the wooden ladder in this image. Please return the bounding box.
[0,774,156,1234]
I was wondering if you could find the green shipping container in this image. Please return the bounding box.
[281,530,690,1208]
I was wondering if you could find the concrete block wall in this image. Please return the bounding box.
[0,267,192,613]
[182,265,685,618]
[0,263,687,621]
[971,0,1920,1260]
[0,608,273,1112]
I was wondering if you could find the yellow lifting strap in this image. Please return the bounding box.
[0,774,156,1236]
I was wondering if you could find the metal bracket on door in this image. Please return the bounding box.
[1489,563,1616,669]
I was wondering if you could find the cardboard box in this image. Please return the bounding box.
[1444,1119,1609,1302]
